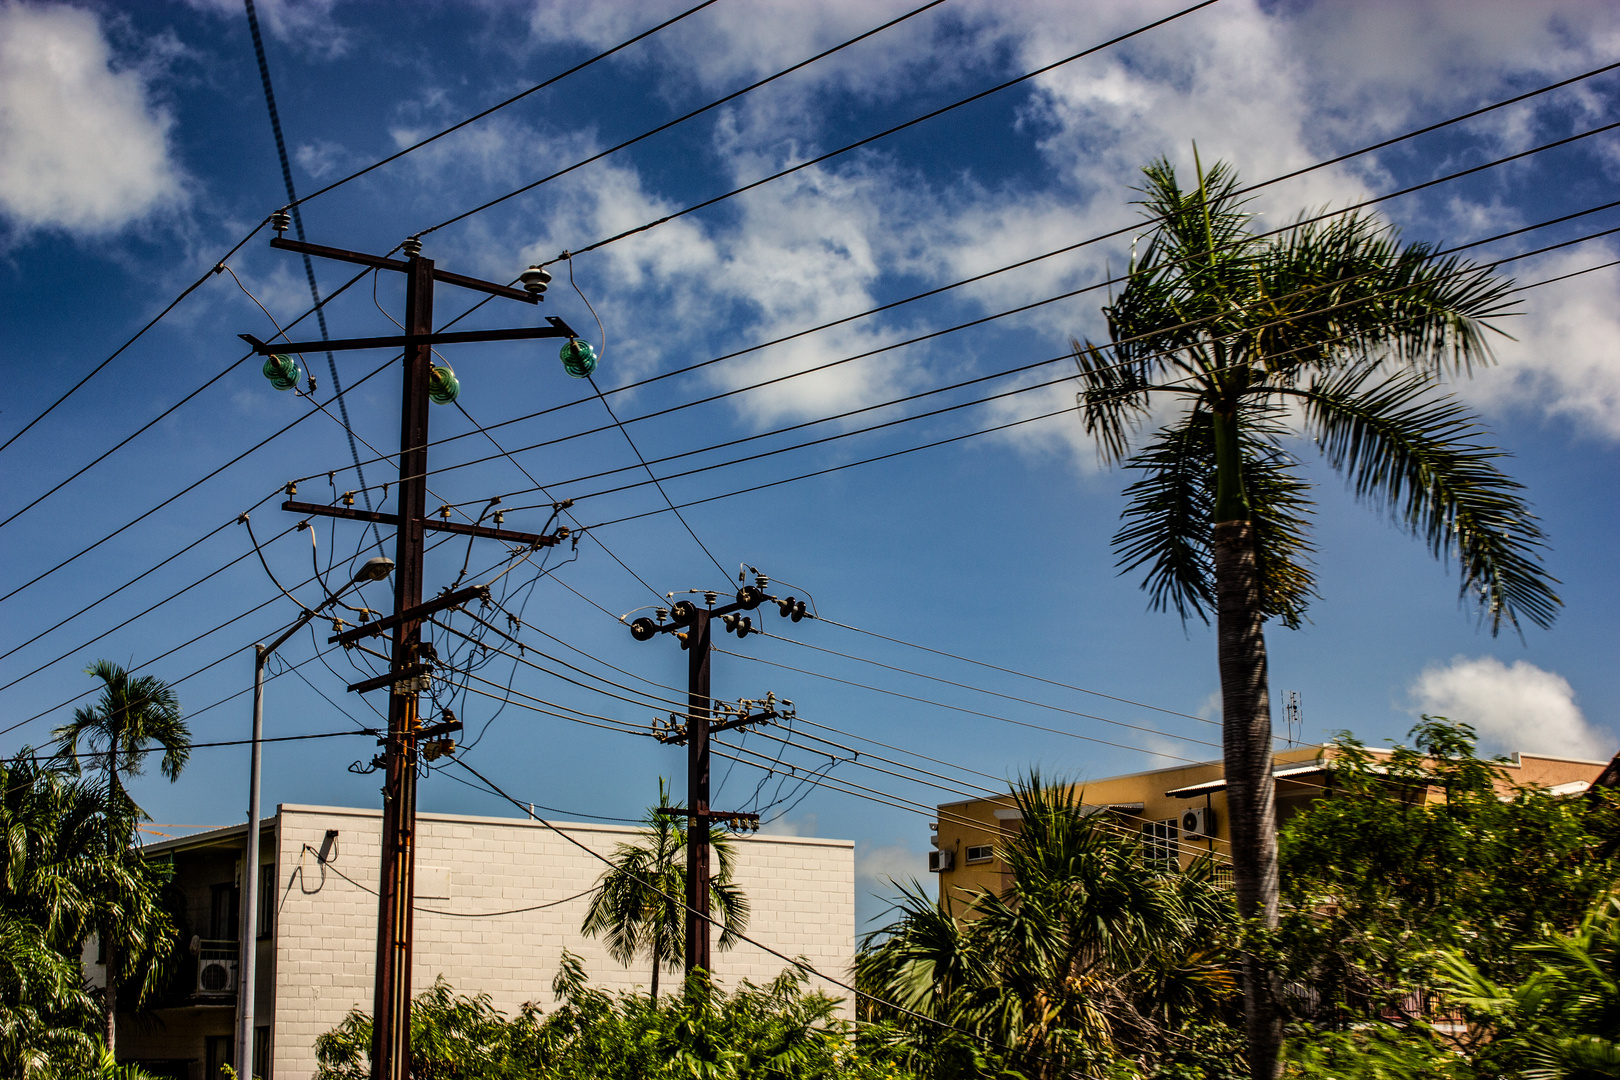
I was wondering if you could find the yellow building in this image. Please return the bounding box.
[931,744,1611,900]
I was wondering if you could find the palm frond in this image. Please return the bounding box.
[1113,408,1315,628]
[1112,413,1217,625]
[1296,367,1560,633]
[1071,337,1151,465]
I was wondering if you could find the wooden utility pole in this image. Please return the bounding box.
[683,608,713,972]
[372,248,432,1079]
[246,225,577,1080]
[631,584,806,973]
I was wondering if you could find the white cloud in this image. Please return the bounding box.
[1462,247,1620,440]
[185,0,348,57]
[389,0,1620,470]
[855,840,925,888]
[1410,655,1613,760]
[0,4,183,233]
[757,811,818,837]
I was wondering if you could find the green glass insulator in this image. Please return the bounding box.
[263,353,302,391]
[559,338,597,378]
[428,365,460,405]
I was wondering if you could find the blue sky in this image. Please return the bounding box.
[1,0,1618,931]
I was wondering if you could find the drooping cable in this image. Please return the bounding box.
[245,0,379,548]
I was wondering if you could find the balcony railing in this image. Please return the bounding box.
[195,939,238,997]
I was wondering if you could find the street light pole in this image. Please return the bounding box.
[236,556,392,1079]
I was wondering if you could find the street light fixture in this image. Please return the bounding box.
[237,556,392,1076]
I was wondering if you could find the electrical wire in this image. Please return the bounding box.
[285,0,726,214]
[310,843,603,917]
[714,646,1222,763]
[292,60,1620,487]
[419,0,953,238]
[0,352,394,610]
[50,728,373,759]
[0,0,723,460]
[246,0,376,538]
[447,754,1115,1077]
[0,515,469,741]
[577,243,1620,531]
[477,0,1229,260]
[518,60,1620,406]
[0,516,303,699]
[325,178,1620,507]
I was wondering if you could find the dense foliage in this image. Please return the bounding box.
[314,955,909,1080]
[857,777,1245,1080]
[0,660,190,1075]
[1277,719,1620,1023]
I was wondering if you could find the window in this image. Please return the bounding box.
[1141,819,1179,872]
[965,845,994,864]
[205,1035,233,1079]
[209,883,239,941]
[255,1025,272,1079]
[257,863,275,939]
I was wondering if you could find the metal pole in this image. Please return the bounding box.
[685,610,712,976]
[373,252,432,1080]
[236,645,267,1078]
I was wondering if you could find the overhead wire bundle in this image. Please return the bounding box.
[0,3,1613,889]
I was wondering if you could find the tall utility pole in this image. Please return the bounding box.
[244,220,579,1080]
[631,580,807,972]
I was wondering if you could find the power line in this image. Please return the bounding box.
[286,0,726,213]
[0,353,395,610]
[50,728,373,759]
[0,519,468,742]
[0,517,238,666]
[294,61,1620,486]
[245,0,375,531]
[0,2,721,460]
[575,236,1620,531]
[753,628,1222,741]
[0,517,304,697]
[325,147,1620,507]
[419,0,954,238]
[714,645,1221,763]
[505,0,1227,261]
[496,190,1620,508]
[583,374,732,582]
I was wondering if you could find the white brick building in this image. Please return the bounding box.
[116,804,856,1080]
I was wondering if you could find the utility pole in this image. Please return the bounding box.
[630,577,807,972]
[245,217,583,1080]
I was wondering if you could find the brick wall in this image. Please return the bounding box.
[271,804,854,1079]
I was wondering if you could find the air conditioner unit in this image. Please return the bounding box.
[1180,806,1214,840]
[197,957,237,996]
[927,848,954,872]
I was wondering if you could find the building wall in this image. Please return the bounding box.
[271,804,854,1080]
[932,745,1610,900]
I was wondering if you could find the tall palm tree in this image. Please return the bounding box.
[582,781,749,1001]
[1073,157,1559,1079]
[52,661,190,1055]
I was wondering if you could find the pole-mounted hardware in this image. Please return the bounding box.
[628,573,809,975]
[243,232,598,1080]
[653,806,761,833]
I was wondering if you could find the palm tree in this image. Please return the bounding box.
[1072,157,1559,1079]
[582,781,750,1001]
[52,661,190,1054]
[858,777,1238,1079]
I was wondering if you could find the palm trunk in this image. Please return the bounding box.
[1212,518,1282,1080]
[650,957,659,1003]
[105,743,118,1055]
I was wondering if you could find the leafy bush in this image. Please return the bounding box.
[315,954,912,1080]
